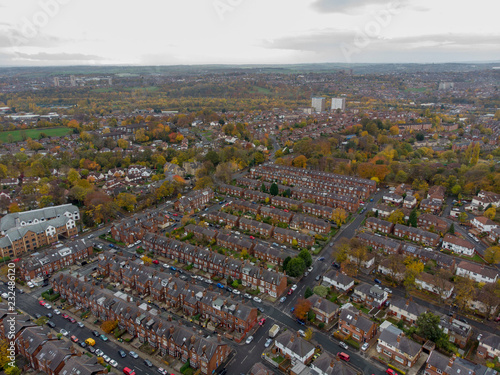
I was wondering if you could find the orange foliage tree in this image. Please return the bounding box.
[101,320,118,334]
[293,299,312,321]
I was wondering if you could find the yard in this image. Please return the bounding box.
[0,127,73,143]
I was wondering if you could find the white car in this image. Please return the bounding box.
[205,279,213,284]
[253,297,262,303]
[1,292,8,299]
[95,349,104,357]
[232,289,241,295]
[45,304,52,309]
[244,293,252,299]
[361,343,369,351]
[245,335,254,344]
[307,266,313,272]
[109,359,118,367]
[279,296,286,303]
[27,281,35,288]
[77,322,85,328]
[298,330,305,337]
[102,355,111,363]
[53,309,61,315]
[265,338,273,348]
[290,284,297,291]
[60,329,69,336]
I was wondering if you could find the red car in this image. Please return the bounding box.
[258,318,266,326]
[62,314,69,319]
[152,260,160,264]
[68,317,76,323]
[39,300,46,306]
[386,369,397,375]
[287,289,293,295]
[173,213,178,217]
[70,335,79,343]
[249,236,255,239]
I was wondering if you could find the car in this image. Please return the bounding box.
[87,346,96,354]
[53,309,61,315]
[102,355,111,363]
[144,359,153,367]
[92,330,100,337]
[249,236,255,239]
[205,278,213,284]
[329,242,334,246]
[70,335,79,343]
[307,266,313,272]
[332,262,340,269]
[315,275,321,281]
[119,350,127,358]
[77,322,85,328]
[245,335,254,344]
[304,271,309,276]
[68,317,76,323]
[361,343,369,351]
[244,293,252,299]
[100,334,109,341]
[34,313,42,319]
[290,307,295,313]
[39,300,46,306]
[253,297,262,303]
[288,289,294,295]
[62,313,69,319]
[386,369,397,375]
[109,359,118,368]
[232,289,241,295]
[79,341,87,348]
[258,307,265,313]
[318,257,325,261]
[298,329,305,337]
[279,296,286,303]
[46,312,53,318]
[216,283,224,288]
[47,321,56,328]
[259,318,266,326]
[129,351,139,359]
[170,266,177,271]
[460,318,468,324]
[384,287,392,294]
[226,286,233,293]
[1,292,8,299]
[339,341,349,350]
[152,260,160,265]
[18,289,24,294]
[265,338,273,348]
[60,329,69,336]
[374,278,382,284]
[291,284,298,291]
[95,349,104,357]
[157,368,169,375]
[477,334,483,341]
[297,319,306,326]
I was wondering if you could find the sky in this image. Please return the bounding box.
[0,0,499,66]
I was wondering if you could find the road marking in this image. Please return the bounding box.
[242,355,248,363]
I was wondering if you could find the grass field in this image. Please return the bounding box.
[0,127,73,143]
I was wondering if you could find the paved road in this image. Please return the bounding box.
[0,284,164,375]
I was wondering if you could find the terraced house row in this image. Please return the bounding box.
[142,233,288,297]
[110,207,170,245]
[96,254,258,340]
[51,274,231,374]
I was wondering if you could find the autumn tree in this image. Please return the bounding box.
[484,207,496,220]
[0,338,10,369]
[484,246,500,264]
[403,256,424,289]
[454,277,475,310]
[8,202,21,213]
[293,299,311,321]
[141,256,152,265]
[101,319,118,334]
[331,208,348,227]
[387,210,405,225]
[292,155,307,168]
[303,327,313,341]
[117,139,129,149]
[135,128,149,142]
[194,176,214,190]
[333,238,350,263]
[478,282,500,319]
[115,193,137,212]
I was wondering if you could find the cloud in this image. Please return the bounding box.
[0,26,69,49]
[311,0,409,13]
[13,52,104,62]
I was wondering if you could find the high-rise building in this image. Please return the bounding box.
[331,98,346,111]
[70,75,76,87]
[311,97,326,113]
[53,77,60,87]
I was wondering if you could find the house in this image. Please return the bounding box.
[371,204,395,219]
[322,270,355,292]
[488,227,500,243]
[175,188,214,213]
[417,214,449,233]
[377,322,422,367]
[472,190,500,209]
[415,272,454,300]
[425,351,496,375]
[302,202,334,219]
[347,253,375,269]
[365,217,394,234]
[378,258,406,281]
[477,333,500,360]
[439,316,472,349]
[467,290,500,317]
[442,234,475,256]
[427,185,446,203]
[388,297,426,325]
[290,214,331,234]
[218,184,245,198]
[310,352,358,375]
[352,283,388,308]
[274,330,316,364]
[307,294,339,324]
[403,195,417,209]
[338,305,378,343]
[394,224,440,247]
[420,199,442,214]
[249,363,272,375]
[456,261,499,284]
[383,193,404,205]
[401,244,457,272]
[272,227,314,247]
[471,216,498,233]
[357,232,401,254]
[238,218,274,238]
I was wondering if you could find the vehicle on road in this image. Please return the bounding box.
[361,343,369,351]
[129,351,139,359]
[53,309,60,315]
[259,318,266,326]
[68,317,76,323]
[477,334,483,341]
[62,313,69,319]
[279,296,286,303]
[87,346,96,354]
[258,307,265,313]
[46,312,53,318]
[216,283,224,288]
[315,275,321,281]
[119,350,127,358]
[318,257,325,261]
[337,352,350,361]
[46,321,56,328]
[144,359,153,367]
[92,330,100,337]
[385,369,397,375]
[158,368,169,375]
[152,260,159,264]
[232,289,241,295]
[79,341,87,348]
[244,293,252,299]
[77,322,85,328]
[95,349,104,357]
[253,297,262,303]
[34,313,41,319]
[39,300,46,306]
[307,266,313,272]
[269,324,280,338]
[288,289,294,295]
[245,335,254,344]
[60,329,69,336]
[226,286,233,292]
[109,359,118,368]
[339,341,349,350]
[384,287,392,294]
[70,335,79,343]
[100,334,109,341]
[123,368,136,375]
[85,338,96,346]
[298,329,305,337]
[102,355,111,363]
[297,319,306,326]
[374,278,382,284]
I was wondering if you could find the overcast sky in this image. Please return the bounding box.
[0,0,498,66]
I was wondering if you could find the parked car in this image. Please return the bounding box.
[77,322,85,328]
[144,359,153,367]
[79,341,87,348]
[87,346,96,354]
[279,296,286,303]
[157,368,168,375]
[152,260,159,264]
[102,355,111,363]
[298,329,305,337]
[60,329,69,336]
[45,303,52,309]
[339,341,349,350]
[46,321,56,328]
[361,343,369,351]
[92,330,100,337]
[232,289,241,295]
[129,351,139,359]
[244,293,252,299]
[100,334,109,341]
[265,338,273,348]
[53,309,60,315]
[245,335,254,344]
[46,312,53,318]
[253,297,262,303]
[95,349,104,357]
[318,257,325,261]
[374,278,382,284]
[109,359,118,368]
[315,275,321,281]
[216,283,224,289]
[39,300,46,306]
[386,369,397,375]
[68,317,76,323]
[119,350,127,358]
[34,313,41,319]
[259,318,266,326]
[70,335,79,343]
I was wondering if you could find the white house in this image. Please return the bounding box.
[274,331,315,364]
[456,261,499,284]
[323,270,355,292]
[415,272,454,299]
[347,253,375,269]
[471,216,498,233]
[441,234,475,256]
[383,193,404,205]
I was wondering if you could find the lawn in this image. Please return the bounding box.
[0,127,73,143]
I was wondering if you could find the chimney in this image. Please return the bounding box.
[170,325,175,335]
[290,334,295,343]
[217,334,221,343]
[136,301,140,306]
[330,358,336,368]
[448,354,456,367]
[202,345,206,353]
[100,284,104,289]
[48,333,53,339]
[397,334,401,343]
[191,291,195,297]
[191,335,196,344]
[178,319,182,326]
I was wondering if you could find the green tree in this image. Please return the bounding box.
[298,249,312,267]
[304,287,313,299]
[260,183,267,193]
[408,209,418,228]
[313,285,329,297]
[416,312,444,342]
[286,257,306,277]
[269,182,279,196]
[205,150,220,166]
[484,246,500,264]
[448,223,455,235]
[451,184,462,196]
[283,256,291,270]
